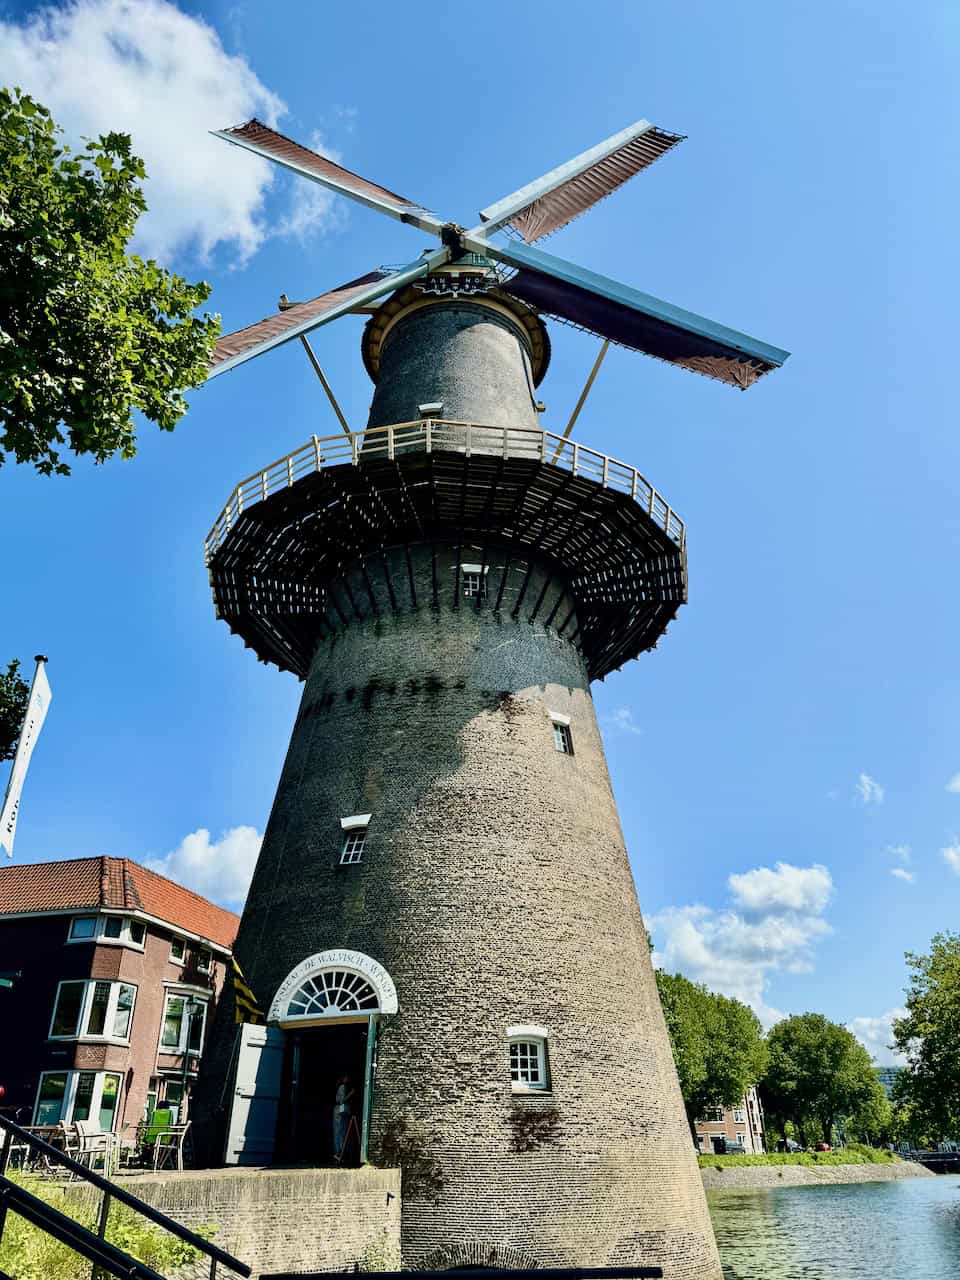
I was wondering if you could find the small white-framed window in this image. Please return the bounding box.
[733,1107,746,1123]
[33,1070,122,1132]
[341,830,366,865]
[460,562,488,599]
[707,1106,725,1123]
[196,948,212,974]
[549,712,573,753]
[49,980,138,1042]
[66,914,146,950]
[339,813,371,865]
[506,1024,550,1093]
[160,993,208,1055]
[170,937,185,964]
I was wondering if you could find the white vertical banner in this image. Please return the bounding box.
[1,657,52,857]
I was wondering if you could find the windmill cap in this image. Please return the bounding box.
[361,267,550,386]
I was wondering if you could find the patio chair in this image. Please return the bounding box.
[75,1120,116,1175]
[152,1120,191,1172]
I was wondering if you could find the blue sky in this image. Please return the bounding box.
[1,0,957,1062]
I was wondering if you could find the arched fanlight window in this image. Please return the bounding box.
[286,969,380,1017]
[268,949,399,1025]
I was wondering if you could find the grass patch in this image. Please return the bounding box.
[0,1171,211,1280]
[698,1143,897,1169]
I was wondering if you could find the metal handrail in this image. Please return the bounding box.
[0,1114,251,1279]
[264,1267,663,1280]
[204,419,685,564]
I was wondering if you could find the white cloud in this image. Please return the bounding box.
[857,773,884,805]
[146,825,261,908]
[602,706,643,737]
[890,867,914,883]
[847,1009,907,1067]
[0,0,343,261]
[650,861,834,1019]
[946,773,960,794]
[942,842,960,875]
[886,843,911,863]
[729,862,833,915]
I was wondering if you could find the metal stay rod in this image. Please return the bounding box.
[553,340,609,461]
[299,337,351,437]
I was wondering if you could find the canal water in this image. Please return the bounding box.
[707,1175,960,1278]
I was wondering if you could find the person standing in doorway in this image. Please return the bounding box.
[333,1074,354,1161]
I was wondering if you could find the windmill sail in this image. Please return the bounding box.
[493,240,789,389]
[209,251,451,379]
[478,120,684,242]
[213,119,443,233]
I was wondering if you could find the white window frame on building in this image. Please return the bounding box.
[33,1070,123,1132]
[66,913,146,949]
[549,711,574,755]
[169,936,186,964]
[196,947,212,974]
[48,979,138,1043]
[460,562,489,599]
[339,813,371,866]
[733,1107,746,1123]
[159,989,209,1056]
[506,1024,551,1093]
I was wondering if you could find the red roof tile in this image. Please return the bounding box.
[0,857,239,949]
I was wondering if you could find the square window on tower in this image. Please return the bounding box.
[552,720,574,755]
[339,813,372,866]
[341,830,366,865]
[460,563,488,599]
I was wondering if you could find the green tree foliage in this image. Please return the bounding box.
[761,1013,878,1145]
[892,931,960,1140]
[843,1076,893,1146]
[655,970,767,1134]
[0,88,219,475]
[0,658,29,761]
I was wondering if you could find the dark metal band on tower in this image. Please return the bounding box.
[194,266,723,1278]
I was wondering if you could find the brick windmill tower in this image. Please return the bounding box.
[194,118,788,1279]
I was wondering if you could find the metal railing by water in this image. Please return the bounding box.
[204,419,685,563]
[0,1115,251,1280]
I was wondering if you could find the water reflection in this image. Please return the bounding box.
[707,1175,960,1279]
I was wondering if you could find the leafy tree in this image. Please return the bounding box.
[0,659,29,761]
[0,87,219,475]
[892,932,960,1140]
[843,1076,893,1146]
[761,1013,878,1145]
[656,970,767,1135]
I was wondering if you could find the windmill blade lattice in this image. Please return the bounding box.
[212,119,444,234]
[487,238,788,388]
[209,252,450,379]
[477,119,685,242]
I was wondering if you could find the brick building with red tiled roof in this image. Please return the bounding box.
[0,857,239,1141]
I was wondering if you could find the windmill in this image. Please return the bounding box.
[208,116,788,391]
[194,116,787,1280]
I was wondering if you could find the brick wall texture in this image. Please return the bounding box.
[76,1167,400,1278]
[196,296,722,1277]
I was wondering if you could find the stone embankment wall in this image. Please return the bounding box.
[115,1166,401,1279]
[701,1160,934,1190]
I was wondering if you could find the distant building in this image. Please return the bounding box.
[875,1066,903,1098]
[694,1086,765,1154]
[0,856,238,1139]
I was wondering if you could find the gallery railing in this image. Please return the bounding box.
[205,419,685,562]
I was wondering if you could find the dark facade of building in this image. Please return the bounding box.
[195,275,722,1277]
[0,857,237,1139]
